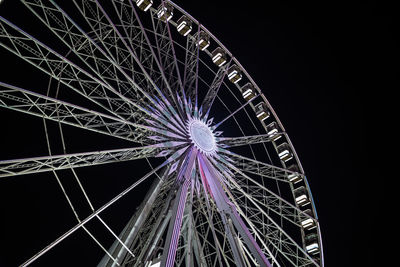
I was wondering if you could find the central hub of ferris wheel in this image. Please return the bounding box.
[187,118,217,156]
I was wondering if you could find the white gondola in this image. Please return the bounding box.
[277,142,293,162]
[301,209,316,230]
[266,121,281,141]
[240,83,255,101]
[287,164,302,183]
[136,0,153,12]
[305,233,320,254]
[176,15,192,36]
[227,64,242,84]
[157,3,173,22]
[294,186,310,206]
[255,102,270,122]
[197,31,210,51]
[211,47,227,67]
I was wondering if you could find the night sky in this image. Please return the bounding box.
[0,0,390,266]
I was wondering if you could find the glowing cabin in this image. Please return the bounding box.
[197,31,210,51]
[176,15,192,36]
[287,164,302,183]
[277,142,293,162]
[301,209,316,230]
[266,122,281,141]
[305,233,320,255]
[157,3,173,22]
[240,83,255,101]
[255,102,270,122]
[294,186,310,207]
[227,64,242,84]
[136,0,153,12]
[211,47,227,67]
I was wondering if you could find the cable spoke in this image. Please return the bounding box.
[214,93,259,129]
[20,158,171,267]
[0,81,150,143]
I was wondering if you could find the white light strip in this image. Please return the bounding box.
[212,53,222,62]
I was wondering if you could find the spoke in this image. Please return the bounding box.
[0,82,150,143]
[218,148,297,183]
[212,155,319,266]
[214,93,259,129]
[182,26,201,107]
[217,132,283,148]
[217,159,317,234]
[110,0,185,121]
[21,0,154,106]
[70,0,167,111]
[200,59,232,117]
[229,176,319,266]
[198,154,271,267]
[0,145,171,178]
[0,15,149,122]
[20,158,171,267]
[209,156,311,230]
[148,5,183,103]
[100,166,174,266]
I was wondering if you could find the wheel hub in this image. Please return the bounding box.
[188,118,216,156]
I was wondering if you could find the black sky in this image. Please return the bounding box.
[171,0,375,265]
[0,0,391,266]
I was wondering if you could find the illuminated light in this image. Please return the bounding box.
[278,148,292,161]
[256,111,266,118]
[136,0,153,12]
[183,27,192,36]
[157,6,173,22]
[306,243,319,254]
[288,172,302,183]
[217,59,226,67]
[301,218,315,229]
[295,194,308,205]
[198,39,210,50]
[177,21,187,31]
[149,261,161,267]
[212,53,222,62]
[228,70,238,79]
[243,89,253,98]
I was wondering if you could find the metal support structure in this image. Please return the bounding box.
[0,1,323,266]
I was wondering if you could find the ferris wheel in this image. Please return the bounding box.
[0,0,324,266]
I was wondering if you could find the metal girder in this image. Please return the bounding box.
[0,82,149,143]
[200,60,231,116]
[22,0,139,99]
[198,154,271,267]
[182,27,200,107]
[227,171,320,266]
[148,4,184,101]
[70,0,165,108]
[218,133,276,148]
[0,15,147,121]
[0,146,165,178]
[218,148,298,183]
